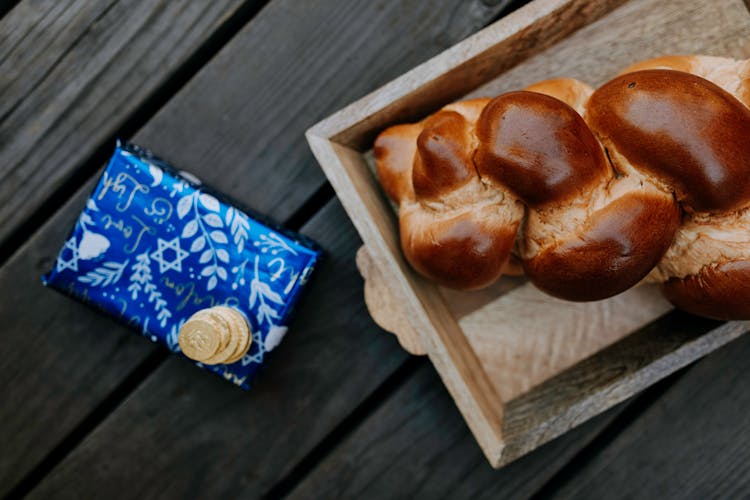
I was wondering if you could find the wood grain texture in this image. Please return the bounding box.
[357,240,747,466]
[308,137,507,465]
[287,362,628,500]
[359,245,672,400]
[468,0,750,96]
[0,0,248,248]
[501,316,750,463]
[29,200,408,499]
[0,177,155,497]
[457,284,673,402]
[309,0,627,148]
[357,246,424,355]
[2,0,515,495]
[132,0,522,225]
[546,331,750,500]
[310,0,750,467]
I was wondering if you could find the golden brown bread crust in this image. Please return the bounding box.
[375,98,523,290]
[614,58,750,319]
[474,90,681,301]
[525,193,680,300]
[475,91,608,207]
[662,261,750,320]
[400,208,518,289]
[373,123,420,203]
[587,69,750,213]
[653,208,750,321]
[373,55,750,319]
[412,111,476,201]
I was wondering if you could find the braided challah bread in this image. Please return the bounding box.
[374,55,750,320]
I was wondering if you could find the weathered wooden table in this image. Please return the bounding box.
[2,1,749,498]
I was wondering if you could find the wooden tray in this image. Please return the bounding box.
[307,0,750,467]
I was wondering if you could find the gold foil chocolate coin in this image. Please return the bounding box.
[178,306,252,365]
[220,307,252,364]
[178,316,222,361]
[201,313,239,365]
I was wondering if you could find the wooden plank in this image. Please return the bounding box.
[0,0,517,494]
[286,362,628,500]
[542,330,750,499]
[133,0,520,224]
[500,316,749,462]
[0,178,155,497]
[358,233,749,469]
[0,1,19,19]
[0,0,250,250]
[28,200,409,499]
[469,0,750,94]
[310,0,627,148]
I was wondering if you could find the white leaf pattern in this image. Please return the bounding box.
[77,261,128,287]
[182,220,198,238]
[210,230,228,244]
[199,193,220,212]
[216,267,227,281]
[254,232,298,256]
[227,207,249,254]
[190,236,206,252]
[176,188,238,292]
[203,213,223,228]
[148,164,163,187]
[248,255,286,326]
[177,195,192,219]
[256,304,279,324]
[199,249,212,264]
[216,249,230,263]
[256,281,283,304]
[127,252,171,327]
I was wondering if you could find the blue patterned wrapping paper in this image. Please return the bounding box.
[43,142,321,389]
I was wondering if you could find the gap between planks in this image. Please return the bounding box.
[528,366,690,499]
[0,0,270,268]
[3,349,169,500]
[262,356,426,500]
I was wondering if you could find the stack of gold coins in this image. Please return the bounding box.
[178,306,252,365]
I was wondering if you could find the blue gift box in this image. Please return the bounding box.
[43,142,321,389]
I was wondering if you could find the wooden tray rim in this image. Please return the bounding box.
[306,0,750,467]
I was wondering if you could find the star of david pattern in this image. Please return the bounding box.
[150,237,189,274]
[56,237,80,273]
